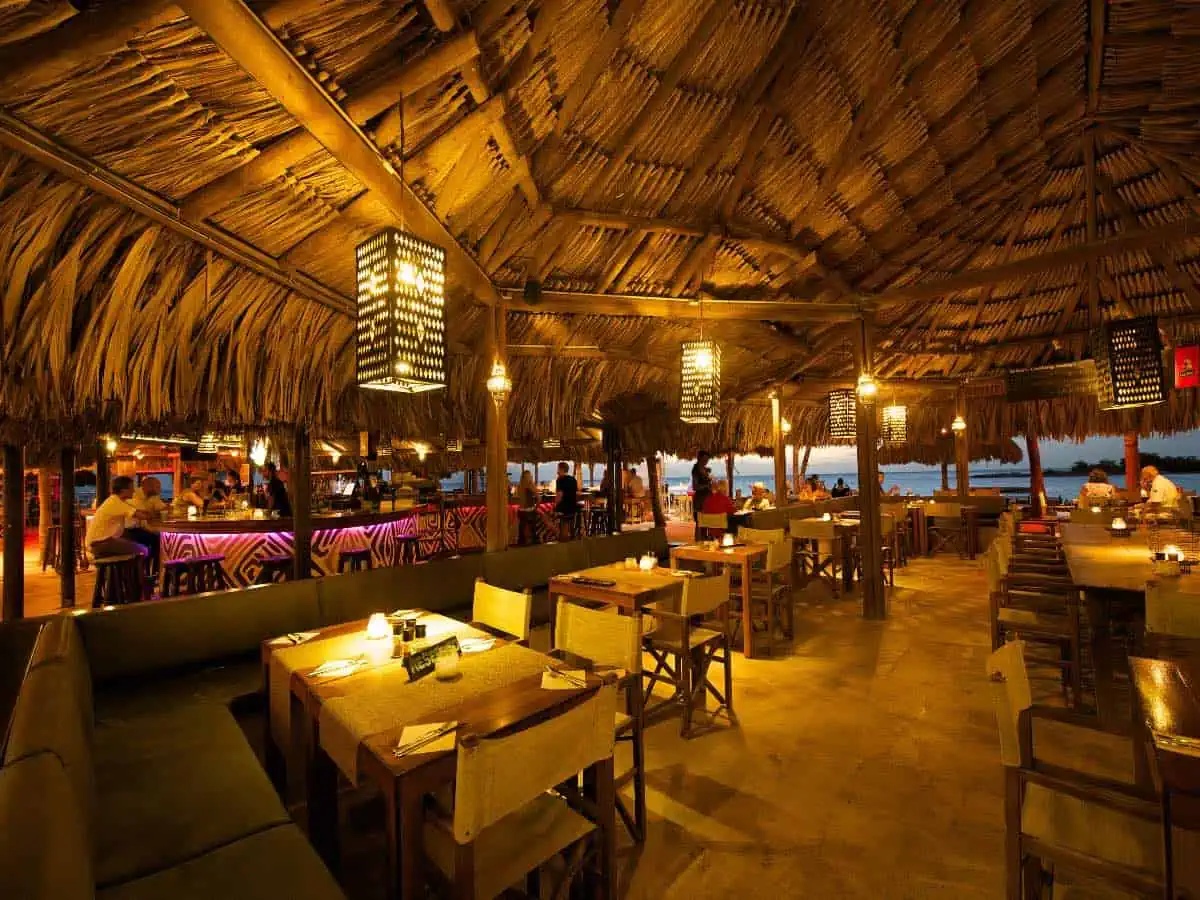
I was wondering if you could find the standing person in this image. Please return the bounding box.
[87,476,152,561]
[554,461,579,540]
[264,461,293,517]
[692,450,714,532]
[1141,465,1180,510]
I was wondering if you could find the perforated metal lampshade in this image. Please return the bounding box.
[1091,316,1167,410]
[881,405,907,445]
[356,228,447,393]
[680,340,721,424]
[828,389,856,441]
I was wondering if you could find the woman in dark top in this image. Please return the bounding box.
[264,461,292,516]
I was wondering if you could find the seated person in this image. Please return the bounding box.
[177,478,208,510]
[830,477,851,498]
[627,465,646,499]
[87,476,155,563]
[1141,465,1180,510]
[1078,468,1117,505]
[741,482,773,511]
[702,479,736,517]
[131,476,168,519]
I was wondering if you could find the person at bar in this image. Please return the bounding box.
[131,476,168,518]
[264,461,293,517]
[515,470,539,545]
[178,478,208,511]
[554,461,578,540]
[1141,465,1180,510]
[1078,469,1117,505]
[626,464,645,498]
[87,476,152,561]
[692,450,714,528]
[830,477,851,498]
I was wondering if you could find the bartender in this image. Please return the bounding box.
[264,461,293,516]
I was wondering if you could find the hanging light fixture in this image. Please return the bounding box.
[881,404,907,445]
[855,372,879,403]
[250,440,268,467]
[356,100,446,393]
[196,432,218,454]
[828,389,856,440]
[103,436,118,455]
[780,417,792,435]
[486,360,512,404]
[951,414,967,433]
[1092,316,1167,410]
[680,340,721,423]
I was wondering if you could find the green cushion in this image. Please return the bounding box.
[28,613,94,741]
[401,554,484,614]
[316,555,485,625]
[94,658,262,721]
[77,579,321,683]
[484,544,554,592]
[0,752,93,900]
[3,663,95,838]
[98,823,344,900]
[584,535,626,568]
[94,703,289,887]
[748,509,787,531]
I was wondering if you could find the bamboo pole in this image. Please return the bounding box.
[792,444,801,495]
[726,454,735,495]
[940,460,950,492]
[60,446,76,608]
[955,391,970,500]
[3,445,24,621]
[771,390,786,502]
[800,446,811,478]
[853,319,885,619]
[37,467,52,566]
[604,425,622,533]
[293,426,312,580]
[647,453,666,528]
[1025,414,1045,517]
[1124,433,1140,497]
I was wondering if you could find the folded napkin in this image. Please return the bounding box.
[270,631,321,646]
[388,609,421,620]
[459,637,496,654]
[541,669,587,690]
[394,721,458,757]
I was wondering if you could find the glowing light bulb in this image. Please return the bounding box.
[250,440,268,467]
[951,415,967,432]
[694,346,714,372]
[856,372,878,401]
[1111,517,1127,531]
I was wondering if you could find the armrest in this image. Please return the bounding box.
[1030,704,1121,733]
[1023,761,1159,819]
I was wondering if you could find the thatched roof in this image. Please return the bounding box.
[2,0,1200,453]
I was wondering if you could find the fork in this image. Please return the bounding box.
[544,665,587,688]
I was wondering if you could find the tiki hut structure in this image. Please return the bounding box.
[1,0,1200,622]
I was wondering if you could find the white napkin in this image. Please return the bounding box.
[541,669,587,690]
[395,721,457,756]
[388,609,421,620]
[459,637,496,654]
[271,631,320,646]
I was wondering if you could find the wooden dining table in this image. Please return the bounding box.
[263,612,615,900]
[1059,523,1156,592]
[669,542,768,656]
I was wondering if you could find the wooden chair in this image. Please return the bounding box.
[554,599,646,843]
[987,640,1171,900]
[420,681,618,900]
[644,571,736,737]
[696,511,727,540]
[986,543,1083,708]
[927,502,967,556]
[790,519,842,597]
[854,514,897,588]
[472,578,532,642]
[741,537,792,656]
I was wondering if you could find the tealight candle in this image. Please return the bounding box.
[722,532,735,547]
[1164,544,1184,562]
[821,512,833,522]
[1111,517,1127,531]
[624,557,638,570]
[434,644,460,680]
[638,554,656,571]
[1090,506,1101,514]
[187,505,198,519]
[364,613,394,666]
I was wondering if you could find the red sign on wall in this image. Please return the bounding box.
[1175,345,1199,389]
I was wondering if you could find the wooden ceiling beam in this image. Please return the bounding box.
[595,230,649,294]
[178,0,500,303]
[506,291,863,324]
[873,218,1200,307]
[1095,170,1200,312]
[579,0,733,207]
[670,231,721,296]
[0,0,179,101]
[422,0,456,31]
[180,30,482,221]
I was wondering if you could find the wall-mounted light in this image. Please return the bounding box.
[855,372,878,402]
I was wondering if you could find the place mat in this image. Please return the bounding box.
[318,642,549,783]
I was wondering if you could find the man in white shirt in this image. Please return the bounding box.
[1141,466,1180,509]
[131,476,168,518]
[86,476,152,560]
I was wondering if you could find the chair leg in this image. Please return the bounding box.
[631,683,646,843]
[679,650,693,738]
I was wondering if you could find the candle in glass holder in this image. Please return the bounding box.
[624,557,638,570]
[822,512,833,522]
[638,554,655,571]
[1090,506,1101,514]
[434,644,460,680]
[364,613,394,666]
[1111,517,1127,531]
[1164,544,1184,562]
[187,505,198,519]
[722,532,735,548]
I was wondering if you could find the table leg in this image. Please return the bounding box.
[398,778,424,900]
[740,559,753,657]
[583,757,616,900]
[306,729,340,872]
[841,534,854,593]
[385,782,401,900]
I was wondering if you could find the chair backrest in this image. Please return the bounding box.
[453,681,617,843]
[927,502,962,519]
[681,570,731,617]
[554,600,642,674]
[879,514,896,537]
[472,578,532,640]
[739,526,784,545]
[765,538,792,572]
[697,512,728,530]
[985,640,1032,767]
[983,546,1005,594]
[789,518,836,540]
[1146,579,1200,638]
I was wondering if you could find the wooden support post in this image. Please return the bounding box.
[96,441,111,502]
[726,454,735,495]
[59,447,76,608]
[800,445,811,478]
[486,303,510,551]
[647,453,666,528]
[603,425,622,533]
[1025,414,1045,516]
[37,467,53,565]
[955,392,970,500]
[3,445,24,621]
[1124,432,1140,497]
[771,391,787,502]
[940,460,950,492]
[792,444,801,495]
[854,320,885,620]
[293,427,312,580]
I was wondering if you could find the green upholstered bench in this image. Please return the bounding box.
[316,553,485,625]
[482,541,590,625]
[0,613,344,900]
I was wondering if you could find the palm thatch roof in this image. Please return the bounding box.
[2,0,1200,456]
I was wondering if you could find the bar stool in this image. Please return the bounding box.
[92,555,143,607]
[588,505,610,536]
[41,525,59,571]
[255,554,294,584]
[163,554,229,596]
[338,547,372,573]
[395,535,419,566]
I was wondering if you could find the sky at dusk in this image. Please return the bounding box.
[655,430,1200,478]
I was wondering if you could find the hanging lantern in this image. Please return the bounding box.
[355,228,446,393]
[881,405,907,445]
[828,389,855,440]
[855,372,879,403]
[486,360,512,403]
[951,414,967,433]
[1092,316,1167,410]
[249,440,268,467]
[445,439,462,453]
[680,340,721,424]
[780,417,792,435]
[543,438,561,449]
[196,433,218,454]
